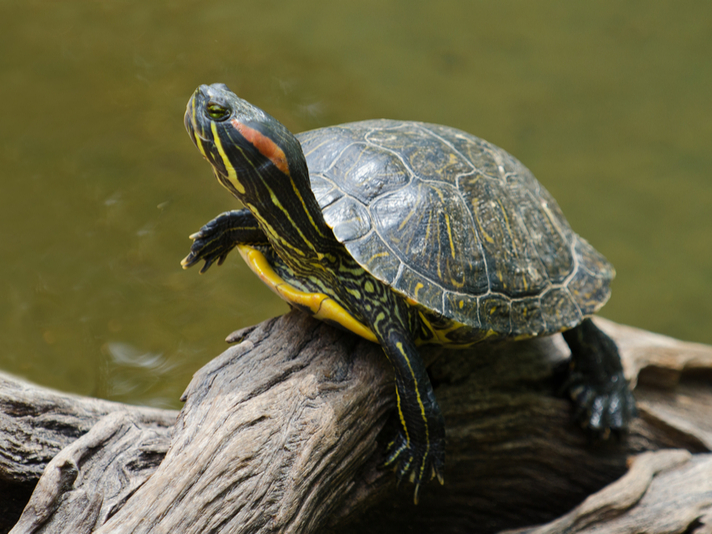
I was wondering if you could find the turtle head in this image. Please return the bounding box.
[185,84,335,262]
[185,84,308,201]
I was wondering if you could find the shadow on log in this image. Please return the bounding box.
[1,312,711,533]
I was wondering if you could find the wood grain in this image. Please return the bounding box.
[1,312,710,533]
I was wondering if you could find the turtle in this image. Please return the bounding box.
[181,83,636,503]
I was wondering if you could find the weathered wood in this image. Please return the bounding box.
[0,373,176,483]
[1,312,711,533]
[502,449,712,534]
[0,373,177,534]
[96,312,394,534]
[10,411,174,534]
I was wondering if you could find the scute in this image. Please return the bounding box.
[371,180,488,296]
[366,125,474,187]
[506,185,574,284]
[310,174,342,209]
[393,266,445,315]
[459,173,550,296]
[326,143,411,205]
[346,231,402,285]
[540,288,583,332]
[299,126,366,174]
[510,296,547,337]
[566,239,614,316]
[478,294,513,336]
[435,127,506,182]
[323,196,372,243]
[296,120,614,335]
[442,291,480,328]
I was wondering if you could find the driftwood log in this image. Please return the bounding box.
[1,311,711,533]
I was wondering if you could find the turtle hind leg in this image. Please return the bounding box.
[562,318,637,436]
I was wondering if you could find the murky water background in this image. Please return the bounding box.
[1,1,710,409]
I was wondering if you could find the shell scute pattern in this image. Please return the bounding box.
[504,185,574,284]
[392,267,444,315]
[308,174,342,210]
[440,128,507,183]
[326,142,411,205]
[299,125,366,175]
[365,125,474,187]
[478,294,513,336]
[510,296,547,337]
[540,288,583,331]
[297,120,613,337]
[325,196,372,243]
[459,174,549,296]
[442,292,480,326]
[566,239,614,316]
[345,231,402,286]
[371,181,487,297]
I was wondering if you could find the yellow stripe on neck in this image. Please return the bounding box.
[211,122,246,194]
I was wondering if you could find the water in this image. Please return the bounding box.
[1,0,710,409]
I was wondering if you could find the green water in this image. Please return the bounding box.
[1,1,710,409]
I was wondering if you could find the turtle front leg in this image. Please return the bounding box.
[562,318,637,436]
[369,308,446,504]
[181,209,268,273]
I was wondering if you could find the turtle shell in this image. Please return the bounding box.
[297,120,614,338]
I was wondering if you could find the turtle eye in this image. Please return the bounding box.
[206,103,230,121]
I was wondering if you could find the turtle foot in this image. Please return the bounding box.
[566,368,637,437]
[181,212,240,273]
[383,432,445,504]
[562,319,637,437]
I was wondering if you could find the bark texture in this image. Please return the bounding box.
[1,312,711,534]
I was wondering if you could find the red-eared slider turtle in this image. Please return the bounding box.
[182,83,636,503]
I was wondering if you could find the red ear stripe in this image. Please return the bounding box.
[232,119,291,177]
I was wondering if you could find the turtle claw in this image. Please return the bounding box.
[383,433,445,504]
[566,370,637,437]
[182,214,239,273]
[434,465,445,485]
